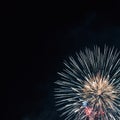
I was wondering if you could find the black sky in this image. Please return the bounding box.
[7,10,120,120]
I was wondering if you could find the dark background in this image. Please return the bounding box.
[7,10,120,120]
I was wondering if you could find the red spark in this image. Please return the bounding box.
[84,107,93,116]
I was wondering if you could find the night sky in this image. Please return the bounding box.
[7,10,120,120]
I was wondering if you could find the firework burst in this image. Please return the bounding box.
[55,46,120,120]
